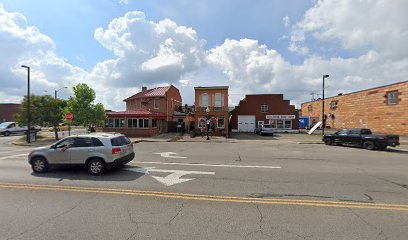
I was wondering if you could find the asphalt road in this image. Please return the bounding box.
[1,134,408,239]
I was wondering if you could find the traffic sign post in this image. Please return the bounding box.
[65,112,73,136]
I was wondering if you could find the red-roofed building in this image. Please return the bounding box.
[101,85,182,137]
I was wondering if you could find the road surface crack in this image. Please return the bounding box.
[349,209,388,240]
[6,198,86,240]
[378,177,408,191]
[168,203,184,225]
[244,204,273,239]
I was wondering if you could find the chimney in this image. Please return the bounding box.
[142,86,147,92]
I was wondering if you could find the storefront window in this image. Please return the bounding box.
[152,119,158,128]
[284,120,292,129]
[277,120,284,129]
[217,118,225,128]
[199,118,206,128]
[270,120,277,128]
[105,119,114,128]
[119,119,125,128]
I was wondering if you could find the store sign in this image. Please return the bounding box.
[266,115,296,120]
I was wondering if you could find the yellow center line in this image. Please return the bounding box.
[1,182,408,211]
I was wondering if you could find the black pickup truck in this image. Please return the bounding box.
[322,128,400,150]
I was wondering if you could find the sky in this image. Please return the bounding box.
[1,0,408,111]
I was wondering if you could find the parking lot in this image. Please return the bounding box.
[0,133,408,239]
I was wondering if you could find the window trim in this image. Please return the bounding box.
[387,91,399,105]
[201,93,208,107]
[152,119,158,128]
[154,99,160,109]
[215,93,223,107]
[217,117,225,129]
[198,118,206,128]
[261,103,268,113]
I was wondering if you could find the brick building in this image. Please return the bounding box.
[230,94,299,132]
[194,86,229,137]
[101,85,182,137]
[301,81,408,135]
[0,103,21,123]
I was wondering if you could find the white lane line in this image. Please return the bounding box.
[133,161,281,169]
[0,153,28,160]
[0,148,34,154]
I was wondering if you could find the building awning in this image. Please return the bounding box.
[107,110,167,119]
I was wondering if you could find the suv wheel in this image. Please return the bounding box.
[4,131,10,136]
[324,138,333,145]
[31,157,49,173]
[87,159,105,175]
[363,141,375,150]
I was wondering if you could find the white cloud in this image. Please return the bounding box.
[0,4,87,103]
[88,11,207,108]
[289,0,408,59]
[283,16,290,28]
[1,2,408,112]
[207,38,408,107]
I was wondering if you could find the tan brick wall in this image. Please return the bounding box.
[194,88,229,136]
[301,81,408,135]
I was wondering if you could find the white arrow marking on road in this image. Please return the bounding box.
[127,167,214,186]
[154,152,187,159]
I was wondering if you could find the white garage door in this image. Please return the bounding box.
[238,115,256,132]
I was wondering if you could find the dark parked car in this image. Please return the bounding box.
[323,128,399,150]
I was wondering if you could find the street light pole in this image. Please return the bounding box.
[21,65,31,143]
[55,86,67,99]
[322,74,330,136]
[206,107,210,140]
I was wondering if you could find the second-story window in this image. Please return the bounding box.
[215,93,224,107]
[387,91,398,105]
[201,93,208,107]
[261,103,268,113]
[154,99,160,109]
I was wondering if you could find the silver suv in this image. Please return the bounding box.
[254,124,274,136]
[28,132,134,175]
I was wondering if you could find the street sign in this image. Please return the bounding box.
[65,112,73,121]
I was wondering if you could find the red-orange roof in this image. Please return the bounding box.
[107,110,167,118]
[124,86,171,101]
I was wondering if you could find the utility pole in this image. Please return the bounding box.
[21,65,31,143]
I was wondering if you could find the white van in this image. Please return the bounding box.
[0,122,40,136]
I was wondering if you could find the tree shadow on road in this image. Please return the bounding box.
[31,165,146,182]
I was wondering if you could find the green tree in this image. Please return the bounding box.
[66,83,106,131]
[16,94,66,139]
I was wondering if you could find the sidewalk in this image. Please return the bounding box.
[130,132,181,143]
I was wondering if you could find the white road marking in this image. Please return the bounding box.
[0,148,34,154]
[134,161,281,169]
[154,152,187,159]
[127,167,214,186]
[0,153,28,160]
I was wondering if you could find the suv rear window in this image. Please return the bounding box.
[110,136,131,146]
[92,137,104,147]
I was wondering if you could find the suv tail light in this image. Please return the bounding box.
[112,147,121,155]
